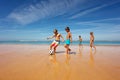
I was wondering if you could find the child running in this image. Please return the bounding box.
[47,29,64,55]
[64,27,72,54]
[90,32,96,51]
[79,35,82,46]
[79,35,83,51]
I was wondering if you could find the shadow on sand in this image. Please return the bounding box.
[69,52,76,55]
[56,51,65,54]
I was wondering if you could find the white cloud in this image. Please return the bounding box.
[84,18,120,23]
[76,20,120,33]
[0,29,17,32]
[70,0,120,19]
[7,0,84,25]
[70,5,106,19]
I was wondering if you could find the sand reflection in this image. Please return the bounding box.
[49,54,58,65]
[65,54,71,65]
[79,45,83,58]
[49,54,60,79]
[64,54,71,80]
[88,49,96,67]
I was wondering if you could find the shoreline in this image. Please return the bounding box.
[0,40,120,46]
[0,44,120,46]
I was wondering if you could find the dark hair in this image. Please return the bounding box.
[53,29,58,33]
[79,35,81,38]
[65,27,70,31]
[90,32,93,35]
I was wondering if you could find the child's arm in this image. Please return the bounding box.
[47,35,55,40]
[60,34,64,42]
[70,32,72,43]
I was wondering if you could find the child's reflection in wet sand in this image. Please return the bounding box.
[88,49,96,67]
[65,54,71,65]
[64,53,71,80]
[79,44,83,58]
[49,54,59,79]
[49,54,57,65]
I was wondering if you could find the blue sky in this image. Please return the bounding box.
[0,0,120,41]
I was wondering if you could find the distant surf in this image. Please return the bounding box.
[0,40,120,45]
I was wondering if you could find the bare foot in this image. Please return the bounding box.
[68,49,71,51]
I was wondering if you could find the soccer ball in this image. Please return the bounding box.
[49,50,53,55]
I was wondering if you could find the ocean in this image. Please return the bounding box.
[0,40,120,45]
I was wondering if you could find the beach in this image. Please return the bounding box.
[0,44,120,80]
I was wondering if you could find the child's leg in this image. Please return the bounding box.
[90,43,92,52]
[64,44,67,54]
[49,42,56,54]
[68,47,71,51]
[64,44,70,54]
[90,42,92,48]
[50,41,56,50]
[53,41,59,54]
[93,44,96,50]
[66,46,69,54]
[50,44,53,50]
[53,44,58,54]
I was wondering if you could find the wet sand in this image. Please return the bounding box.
[0,44,120,80]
